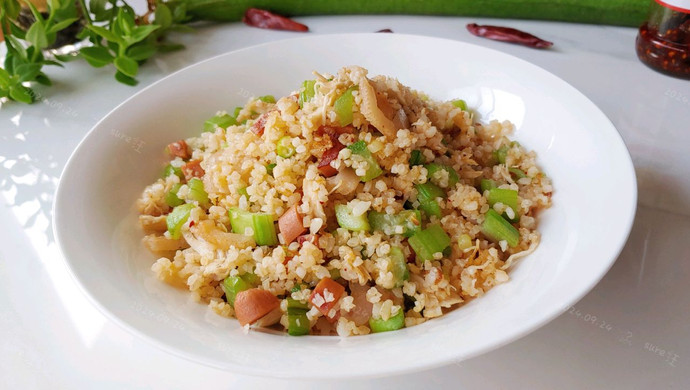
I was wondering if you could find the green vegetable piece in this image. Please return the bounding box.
[229,208,254,236]
[257,95,276,103]
[233,107,242,118]
[425,163,459,188]
[415,182,446,219]
[482,209,520,247]
[408,224,451,263]
[457,234,473,251]
[409,149,426,166]
[165,183,184,207]
[204,113,237,132]
[287,297,309,313]
[335,203,370,232]
[266,163,277,176]
[509,167,528,179]
[187,178,210,207]
[222,275,250,306]
[288,310,310,336]
[494,145,509,165]
[334,86,357,126]
[238,187,249,198]
[487,188,519,222]
[329,268,341,280]
[389,247,409,287]
[369,309,405,333]
[166,203,195,239]
[368,210,421,237]
[480,179,497,193]
[252,213,279,246]
[451,99,468,110]
[347,141,384,182]
[299,80,316,108]
[276,136,296,158]
[162,164,184,179]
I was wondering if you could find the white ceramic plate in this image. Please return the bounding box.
[54,34,636,379]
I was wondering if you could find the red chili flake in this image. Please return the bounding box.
[181,160,204,181]
[250,113,268,135]
[242,8,309,32]
[376,28,393,33]
[167,140,190,159]
[466,23,553,49]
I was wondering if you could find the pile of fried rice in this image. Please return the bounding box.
[137,66,552,336]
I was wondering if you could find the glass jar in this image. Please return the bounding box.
[635,0,690,79]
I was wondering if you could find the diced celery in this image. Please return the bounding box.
[409,149,425,166]
[229,208,254,236]
[480,179,497,193]
[286,297,309,313]
[369,309,405,333]
[204,113,237,132]
[222,274,256,307]
[334,86,357,126]
[187,178,210,207]
[408,224,451,263]
[368,210,421,237]
[232,107,242,118]
[487,188,519,222]
[425,163,459,188]
[389,247,409,287]
[288,310,310,336]
[509,167,528,179]
[166,203,195,239]
[162,164,184,180]
[253,213,278,246]
[299,80,316,108]
[451,99,468,110]
[335,203,370,232]
[276,136,295,158]
[347,141,384,182]
[257,95,276,103]
[415,182,446,219]
[494,145,509,165]
[481,209,520,247]
[165,183,184,207]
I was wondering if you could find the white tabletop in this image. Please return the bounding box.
[2,14,689,389]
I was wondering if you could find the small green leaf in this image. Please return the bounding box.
[35,73,52,86]
[157,43,185,53]
[114,56,138,77]
[80,46,115,67]
[26,21,49,50]
[15,63,42,82]
[9,22,26,39]
[54,53,78,62]
[42,60,64,68]
[115,71,138,86]
[9,85,34,104]
[47,17,79,34]
[169,24,195,33]
[116,7,136,36]
[0,68,11,89]
[126,44,156,61]
[154,4,173,28]
[5,35,27,58]
[87,25,122,44]
[127,25,160,45]
[25,1,45,23]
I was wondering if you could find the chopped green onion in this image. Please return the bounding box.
[290,283,306,293]
[298,80,316,108]
[369,309,405,333]
[276,136,296,158]
[494,145,509,165]
[288,310,310,336]
[232,107,242,118]
[228,208,278,246]
[480,179,497,193]
[166,203,195,239]
[187,178,210,207]
[347,141,384,182]
[222,274,257,307]
[509,167,528,179]
[451,99,468,110]
[389,247,409,288]
[162,164,184,180]
[368,210,421,237]
[334,86,357,126]
[457,234,473,251]
[335,203,370,232]
[266,163,277,176]
[415,182,446,219]
[165,183,184,207]
[408,224,451,263]
[487,188,519,222]
[257,95,275,103]
[425,163,459,188]
[204,113,237,132]
[482,209,520,247]
[409,149,425,166]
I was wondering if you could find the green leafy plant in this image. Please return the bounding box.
[0,0,191,102]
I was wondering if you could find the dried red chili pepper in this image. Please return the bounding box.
[466,23,553,49]
[242,8,309,32]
